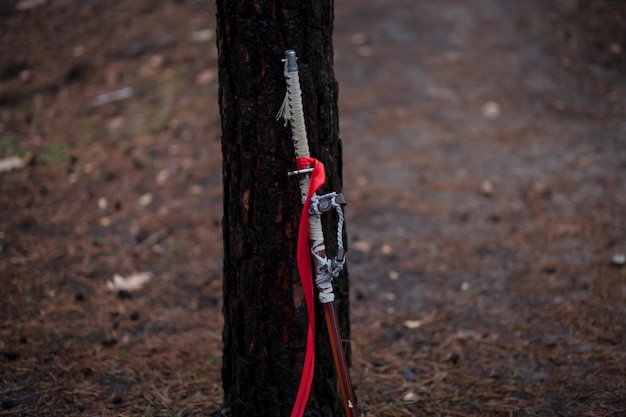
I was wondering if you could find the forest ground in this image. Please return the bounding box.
[1,1,625,416]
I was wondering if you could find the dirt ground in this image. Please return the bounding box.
[1,1,625,416]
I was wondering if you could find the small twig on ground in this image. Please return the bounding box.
[90,87,133,108]
[134,228,169,255]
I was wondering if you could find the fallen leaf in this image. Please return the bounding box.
[138,193,153,207]
[403,313,438,329]
[402,391,418,402]
[0,155,30,173]
[403,319,422,329]
[191,29,214,43]
[380,243,393,255]
[196,69,216,85]
[352,240,372,253]
[107,272,153,292]
[611,253,625,267]
[482,101,500,119]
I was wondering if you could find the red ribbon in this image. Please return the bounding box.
[291,157,325,417]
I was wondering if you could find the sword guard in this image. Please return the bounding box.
[287,166,314,177]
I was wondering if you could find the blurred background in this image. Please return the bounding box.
[1,0,625,416]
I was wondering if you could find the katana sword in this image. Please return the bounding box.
[279,49,357,417]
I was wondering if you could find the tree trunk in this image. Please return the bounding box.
[216,2,349,417]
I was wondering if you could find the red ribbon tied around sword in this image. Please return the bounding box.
[291,156,325,417]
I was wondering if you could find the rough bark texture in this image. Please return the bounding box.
[216,1,349,416]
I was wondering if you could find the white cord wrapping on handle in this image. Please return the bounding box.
[278,58,310,160]
[279,54,310,205]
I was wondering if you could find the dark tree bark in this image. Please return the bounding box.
[216,1,349,417]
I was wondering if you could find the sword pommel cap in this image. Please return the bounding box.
[284,50,298,73]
